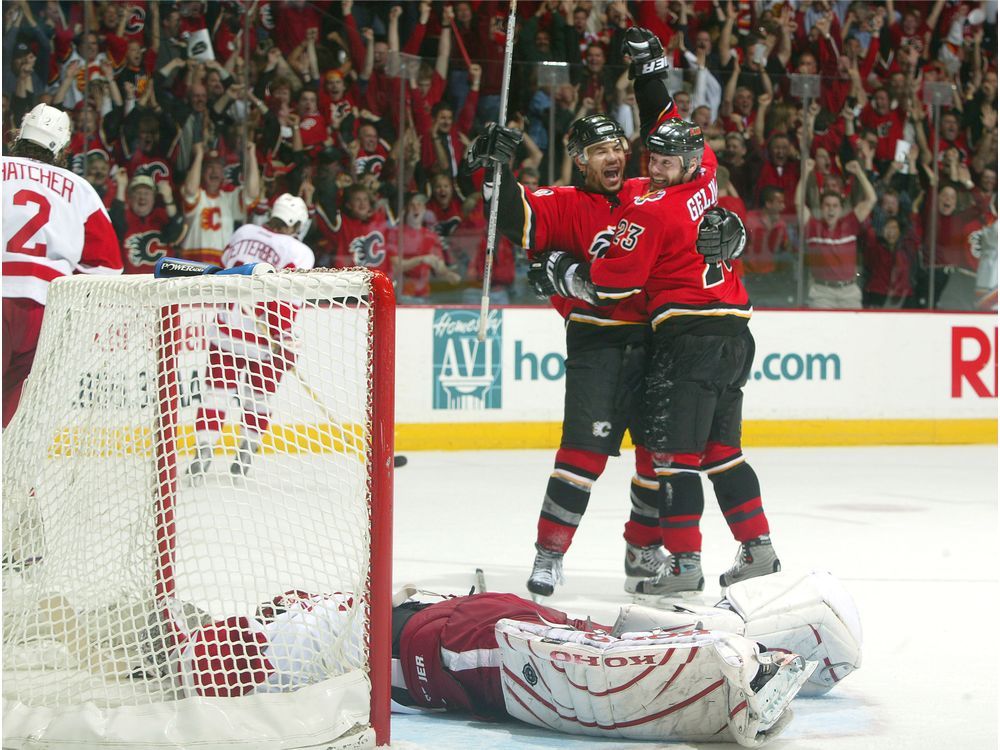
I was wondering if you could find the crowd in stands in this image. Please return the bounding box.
[2,0,996,309]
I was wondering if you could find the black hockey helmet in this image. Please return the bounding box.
[646,119,705,165]
[567,114,629,162]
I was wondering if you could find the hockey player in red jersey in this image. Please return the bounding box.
[2,104,123,428]
[186,194,314,480]
[533,119,781,597]
[462,28,682,600]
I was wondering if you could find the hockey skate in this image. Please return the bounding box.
[185,444,214,484]
[633,552,705,599]
[230,437,261,477]
[526,544,564,599]
[624,543,669,594]
[719,535,781,589]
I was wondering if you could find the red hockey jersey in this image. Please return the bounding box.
[588,147,752,334]
[397,594,598,718]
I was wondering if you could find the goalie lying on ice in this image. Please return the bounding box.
[16,572,857,747]
[175,573,856,746]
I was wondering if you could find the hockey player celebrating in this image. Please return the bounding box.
[462,27,686,600]
[532,118,781,597]
[2,104,123,429]
[187,194,314,480]
[156,571,860,747]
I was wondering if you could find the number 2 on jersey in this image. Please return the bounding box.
[7,190,52,256]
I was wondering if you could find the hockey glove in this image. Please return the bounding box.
[531,250,590,300]
[527,257,557,298]
[696,207,747,264]
[622,27,667,80]
[462,123,524,174]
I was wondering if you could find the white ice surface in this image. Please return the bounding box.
[388,445,999,749]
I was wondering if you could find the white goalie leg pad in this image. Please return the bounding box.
[495,618,812,747]
[722,571,862,696]
[612,602,746,638]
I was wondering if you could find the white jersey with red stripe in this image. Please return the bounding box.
[212,224,315,361]
[2,156,123,304]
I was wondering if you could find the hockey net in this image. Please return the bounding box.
[2,268,394,749]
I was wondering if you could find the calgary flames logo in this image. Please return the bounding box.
[125,230,167,267]
[134,161,169,182]
[125,6,146,35]
[354,154,385,177]
[349,231,386,267]
[587,226,616,260]
[434,216,461,238]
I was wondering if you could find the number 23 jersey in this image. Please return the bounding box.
[588,147,752,335]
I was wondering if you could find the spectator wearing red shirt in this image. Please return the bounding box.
[861,216,918,308]
[426,173,465,257]
[937,110,972,165]
[393,193,462,301]
[318,70,358,131]
[919,185,980,310]
[796,159,878,309]
[742,186,794,307]
[352,122,392,180]
[317,184,395,279]
[417,66,481,179]
[293,89,330,159]
[859,88,909,168]
[109,173,185,274]
[754,133,799,211]
[272,0,322,57]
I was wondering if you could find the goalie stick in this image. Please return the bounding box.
[477,0,519,342]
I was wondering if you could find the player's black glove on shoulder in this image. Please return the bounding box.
[622,27,667,80]
[697,207,747,264]
[462,123,523,174]
[527,250,578,298]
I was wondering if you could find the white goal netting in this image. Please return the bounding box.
[2,269,394,749]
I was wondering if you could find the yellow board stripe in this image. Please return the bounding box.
[49,423,366,461]
[394,419,998,450]
[44,419,997,457]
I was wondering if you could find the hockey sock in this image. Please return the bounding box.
[707,459,770,542]
[657,471,705,554]
[536,448,608,553]
[623,446,662,547]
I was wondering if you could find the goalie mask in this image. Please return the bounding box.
[567,114,629,163]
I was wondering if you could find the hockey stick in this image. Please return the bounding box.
[475,568,487,593]
[476,0,519,342]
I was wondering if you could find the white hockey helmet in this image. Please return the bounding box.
[18,104,72,156]
[270,193,309,229]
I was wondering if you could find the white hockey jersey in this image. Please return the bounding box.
[2,156,123,304]
[181,185,256,265]
[220,223,315,272]
[212,224,315,360]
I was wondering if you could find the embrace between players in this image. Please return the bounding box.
[463,28,775,603]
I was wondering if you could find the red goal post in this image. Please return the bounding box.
[2,268,394,748]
